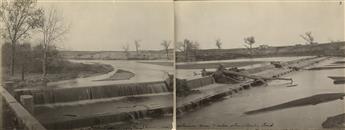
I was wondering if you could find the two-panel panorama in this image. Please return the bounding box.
[1,0,344,130]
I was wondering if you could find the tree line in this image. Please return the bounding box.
[0,0,68,80]
[176,31,318,60]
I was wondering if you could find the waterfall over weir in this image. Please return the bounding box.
[14,81,170,104]
[91,82,169,98]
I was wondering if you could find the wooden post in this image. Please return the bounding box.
[20,95,34,114]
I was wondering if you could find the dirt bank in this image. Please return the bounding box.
[322,113,345,128]
[97,69,135,81]
[2,62,114,88]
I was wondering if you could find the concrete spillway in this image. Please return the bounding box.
[15,81,170,104]
[35,93,173,129]
[9,60,174,129]
[14,60,173,104]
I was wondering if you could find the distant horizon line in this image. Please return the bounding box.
[60,41,345,51]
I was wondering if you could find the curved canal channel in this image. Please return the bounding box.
[14,60,174,129]
[48,60,174,88]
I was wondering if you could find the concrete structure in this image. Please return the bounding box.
[15,81,169,104]
[176,57,329,115]
[34,93,172,129]
[20,95,34,114]
[1,87,46,130]
[7,58,174,129]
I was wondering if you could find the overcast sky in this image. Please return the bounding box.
[35,1,344,51]
[175,1,344,49]
[38,1,174,51]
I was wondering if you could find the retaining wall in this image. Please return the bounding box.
[1,87,46,130]
[185,76,215,89]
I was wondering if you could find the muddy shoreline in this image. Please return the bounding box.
[96,69,135,81]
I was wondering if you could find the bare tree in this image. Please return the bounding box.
[216,39,222,49]
[300,32,316,44]
[134,40,141,55]
[0,0,43,76]
[161,40,171,59]
[38,8,69,78]
[244,36,255,57]
[122,43,130,59]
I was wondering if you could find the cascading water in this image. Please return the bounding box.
[20,81,171,104]
[113,82,169,97]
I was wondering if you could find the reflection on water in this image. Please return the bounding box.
[177,58,345,129]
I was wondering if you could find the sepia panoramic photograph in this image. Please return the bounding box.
[175,1,345,129]
[1,0,345,130]
[1,0,174,129]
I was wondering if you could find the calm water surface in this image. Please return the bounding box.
[48,60,173,88]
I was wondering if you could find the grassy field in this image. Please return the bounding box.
[2,61,114,88]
